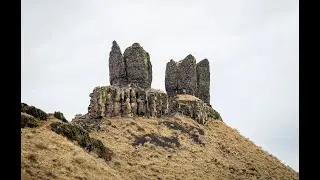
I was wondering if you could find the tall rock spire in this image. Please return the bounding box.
[196,59,210,105]
[109,41,127,86]
[123,43,152,89]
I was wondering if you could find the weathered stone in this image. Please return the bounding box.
[130,89,137,115]
[165,55,197,97]
[137,89,147,116]
[177,54,197,95]
[165,60,179,96]
[109,41,127,86]
[196,59,210,105]
[86,86,218,124]
[123,43,152,89]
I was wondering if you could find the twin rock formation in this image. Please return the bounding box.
[85,41,218,124]
[165,55,210,105]
[109,41,152,89]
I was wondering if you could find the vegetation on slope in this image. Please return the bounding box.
[22,112,298,180]
[50,121,114,161]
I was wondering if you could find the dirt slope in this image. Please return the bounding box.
[21,116,298,180]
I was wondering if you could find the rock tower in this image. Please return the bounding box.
[165,56,210,105]
[109,41,152,89]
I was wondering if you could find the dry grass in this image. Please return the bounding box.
[22,117,298,180]
[21,119,123,180]
[176,94,200,101]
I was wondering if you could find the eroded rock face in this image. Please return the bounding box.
[108,41,152,89]
[165,60,179,97]
[177,54,197,95]
[109,41,127,86]
[165,55,211,105]
[165,54,197,97]
[196,59,210,105]
[87,85,219,124]
[88,86,169,119]
[123,43,152,89]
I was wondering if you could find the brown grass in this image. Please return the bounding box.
[21,119,123,180]
[22,117,298,180]
[176,94,200,101]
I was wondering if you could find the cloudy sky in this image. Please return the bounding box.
[21,0,299,171]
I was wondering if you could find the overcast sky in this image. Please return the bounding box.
[21,0,299,171]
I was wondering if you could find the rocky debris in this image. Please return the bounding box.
[196,59,210,105]
[133,133,180,148]
[123,43,152,89]
[21,103,48,120]
[21,112,40,128]
[53,111,68,122]
[109,41,127,86]
[50,121,114,161]
[160,120,206,145]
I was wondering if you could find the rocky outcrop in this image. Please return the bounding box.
[165,60,179,96]
[165,54,197,96]
[108,41,152,89]
[123,43,152,89]
[86,86,219,124]
[169,95,216,124]
[86,41,218,125]
[88,86,169,119]
[109,41,127,86]
[196,59,210,105]
[165,55,211,105]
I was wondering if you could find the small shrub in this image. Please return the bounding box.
[27,153,37,163]
[50,122,91,148]
[54,111,68,122]
[161,120,205,145]
[90,138,114,161]
[21,113,40,128]
[213,109,222,120]
[21,103,48,120]
[50,122,113,161]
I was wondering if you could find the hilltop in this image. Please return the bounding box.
[21,104,298,180]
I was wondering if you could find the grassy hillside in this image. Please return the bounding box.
[21,114,298,180]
